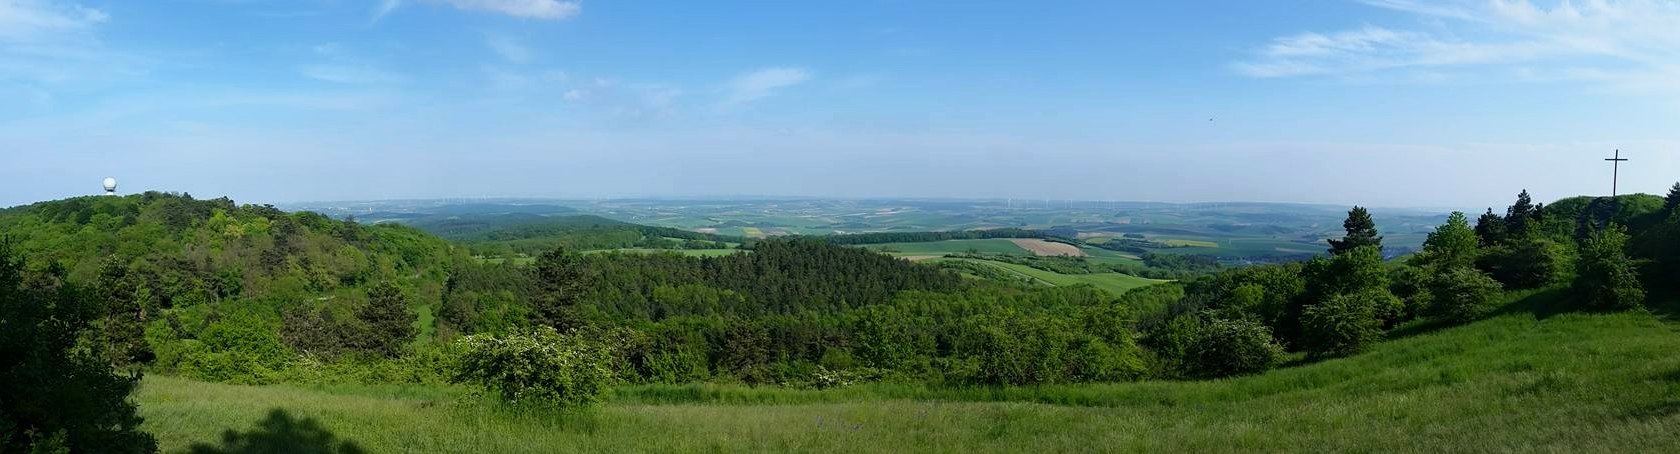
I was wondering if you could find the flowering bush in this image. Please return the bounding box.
[451,327,616,408]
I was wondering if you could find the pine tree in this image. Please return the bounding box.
[357,281,416,358]
[1474,208,1507,246]
[1328,206,1383,255]
[1504,190,1536,236]
[531,246,595,330]
[1664,182,1680,221]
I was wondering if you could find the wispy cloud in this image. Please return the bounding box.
[298,43,403,84]
[379,0,582,20]
[485,33,531,64]
[0,0,149,96]
[373,0,401,21]
[0,0,107,42]
[722,67,811,106]
[1235,0,1680,94]
[299,64,403,84]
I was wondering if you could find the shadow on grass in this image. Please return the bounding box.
[1487,286,1576,320]
[1375,287,1573,345]
[187,409,365,454]
[1639,289,1680,323]
[1621,400,1680,420]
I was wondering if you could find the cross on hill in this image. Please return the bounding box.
[1606,149,1629,197]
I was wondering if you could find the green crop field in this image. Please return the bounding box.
[135,293,1680,452]
[1162,239,1220,248]
[1076,246,1145,266]
[931,257,1164,296]
[860,239,1031,256]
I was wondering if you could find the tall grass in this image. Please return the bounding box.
[138,295,1680,452]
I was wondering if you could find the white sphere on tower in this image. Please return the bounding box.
[103,177,117,195]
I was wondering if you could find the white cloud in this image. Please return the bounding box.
[432,0,580,20]
[0,0,107,42]
[299,64,403,84]
[372,0,402,21]
[1236,0,1680,94]
[485,34,531,64]
[0,0,148,96]
[375,0,580,20]
[722,67,812,106]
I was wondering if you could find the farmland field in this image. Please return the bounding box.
[860,239,1031,256]
[292,198,1445,263]
[1161,239,1219,248]
[1009,239,1086,256]
[930,257,1164,296]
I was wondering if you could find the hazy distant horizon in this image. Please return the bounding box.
[3,180,1661,215]
[5,1,1677,210]
[275,195,1469,213]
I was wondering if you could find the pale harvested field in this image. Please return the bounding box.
[899,255,940,262]
[1009,239,1086,257]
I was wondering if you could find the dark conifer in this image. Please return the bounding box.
[1328,206,1383,255]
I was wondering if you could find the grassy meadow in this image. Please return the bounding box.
[137,290,1680,452]
[931,258,1163,296]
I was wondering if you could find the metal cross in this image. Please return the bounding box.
[1606,149,1629,197]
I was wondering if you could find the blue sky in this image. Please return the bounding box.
[2,0,1677,208]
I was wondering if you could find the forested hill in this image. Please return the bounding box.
[0,193,459,379]
[0,193,455,287]
[408,214,738,256]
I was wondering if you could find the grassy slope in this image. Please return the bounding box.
[931,258,1164,296]
[137,292,1680,452]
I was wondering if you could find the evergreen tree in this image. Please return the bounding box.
[1574,225,1645,310]
[1664,182,1680,221]
[93,258,155,366]
[357,281,416,358]
[1327,206,1383,255]
[1504,190,1537,236]
[531,246,595,330]
[1474,208,1507,246]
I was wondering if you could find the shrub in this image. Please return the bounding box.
[1427,267,1503,323]
[1574,225,1646,311]
[1477,238,1573,290]
[1185,318,1283,378]
[451,327,616,408]
[1139,313,1204,378]
[1415,211,1480,270]
[1300,290,1388,358]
